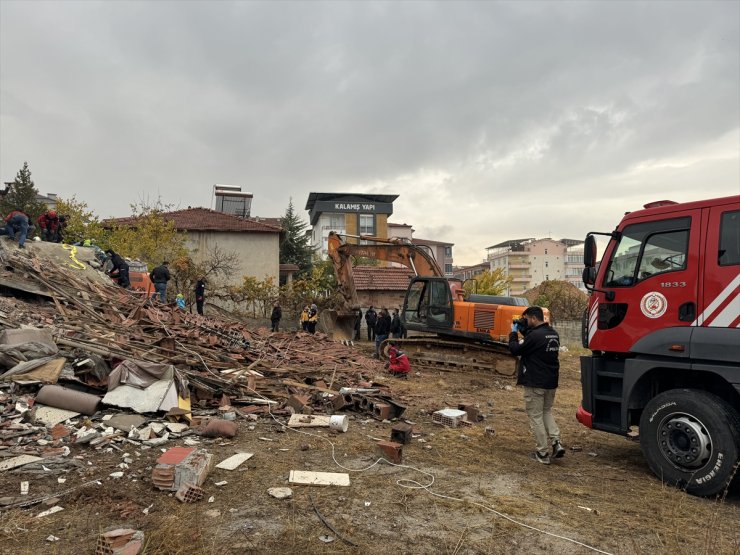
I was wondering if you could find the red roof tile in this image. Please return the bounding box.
[353,266,414,291]
[106,207,282,233]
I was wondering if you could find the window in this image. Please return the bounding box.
[359,214,374,235]
[567,254,584,264]
[545,261,549,268]
[444,263,453,274]
[329,214,345,229]
[546,275,549,280]
[604,217,690,287]
[545,249,548,254]
[444,246,452,257]
[719,210,740,266]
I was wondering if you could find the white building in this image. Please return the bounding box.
[486,238,585,295]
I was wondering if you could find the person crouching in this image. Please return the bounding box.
[387,343,410,378]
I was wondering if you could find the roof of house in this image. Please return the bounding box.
[413,237,454,247]
[106,207,282,233]
[353,266,414,291]
[305,192,399,211]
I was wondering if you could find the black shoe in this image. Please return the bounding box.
[18,244,24,249]
[552,441,566,458]
[531,451,551,465]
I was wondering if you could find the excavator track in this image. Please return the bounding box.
[379,337,518,377]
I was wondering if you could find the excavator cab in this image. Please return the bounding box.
[402,277,454,331]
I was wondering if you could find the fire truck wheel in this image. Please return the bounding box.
[639,389,740,497]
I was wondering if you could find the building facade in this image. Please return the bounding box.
[486,238,585,295]
[306,192,399,257]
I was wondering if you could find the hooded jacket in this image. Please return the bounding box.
[508,323,560,389]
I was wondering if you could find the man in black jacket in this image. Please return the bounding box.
[508,306,564,465]
[195,277,206,315]
[365,306,377,341]
[150,261,171,303]
[374,308,392,359]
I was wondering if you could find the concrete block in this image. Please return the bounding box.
[377,440,403,464]
[390,423,413,445]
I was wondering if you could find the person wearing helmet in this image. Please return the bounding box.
[38,210,61,242]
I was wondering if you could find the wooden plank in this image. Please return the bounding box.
[287,414,332,428]
[289,470,350,487]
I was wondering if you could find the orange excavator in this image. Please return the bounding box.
[324,232,540,376]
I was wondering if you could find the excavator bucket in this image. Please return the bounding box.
[318,310,357,342]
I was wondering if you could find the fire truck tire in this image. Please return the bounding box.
[639,389,740,497]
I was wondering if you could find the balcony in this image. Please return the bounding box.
[508,263,530,269]
[511,275,532,282]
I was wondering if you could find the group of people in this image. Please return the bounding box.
[1,209,68,249]
[299,304,319,333]
[360,306,406,343]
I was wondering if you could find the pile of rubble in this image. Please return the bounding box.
[0,241,405,505]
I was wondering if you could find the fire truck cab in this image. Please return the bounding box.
[579,195,739,496]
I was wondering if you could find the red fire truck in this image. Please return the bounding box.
[579,195,739,496]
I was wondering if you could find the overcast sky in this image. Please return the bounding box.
[1,1,738,264]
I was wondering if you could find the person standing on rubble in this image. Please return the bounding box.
[4,209,30,249]
[374,308,392,359]
[365,306,377,342]
[195,276,206,315]
[270,301,282,332]
[105,249,130,289]
[307,303,319,334]
[300,305,310,331]
[354,308,363,341]
[508,306,565,465]
[150,261,171,303]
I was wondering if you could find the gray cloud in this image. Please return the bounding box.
[1,0,738,264]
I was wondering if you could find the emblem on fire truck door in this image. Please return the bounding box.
[640,292,668,318]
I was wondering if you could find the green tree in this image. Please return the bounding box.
[1,162,46,220]
[463,268,512,296]
[169,245,240,308]
[279,198,314,275]
[106,200,188,268]
[524,280,588,323]
[54,196,107,245]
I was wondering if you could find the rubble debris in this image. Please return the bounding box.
[106,414,147,431]
[390,422,413,444]
[35,385,100,415]
[0,455,43,472]
[36,505,64,517]
[200,419,238,438]
[432,408,472,428]
[175,483,204,503]
[267,487,293,499]
[377,440,403,464]
[151,447,212,491]
[102,360,190,415]
[289,470,350,487]
[33,405,80,426]
[215,452,254,470]
[96,528,145,555]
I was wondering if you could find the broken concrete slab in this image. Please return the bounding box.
[215,453,254,471]
[0,455,43,472]
[288,470,350,487]
[34,405,81,427]
[107,414,147,432]
[268,487,293,499]
[96,528,144,555]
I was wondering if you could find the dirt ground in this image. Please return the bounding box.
[1,343,738,555]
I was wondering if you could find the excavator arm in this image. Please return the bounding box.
[323,232,444,338]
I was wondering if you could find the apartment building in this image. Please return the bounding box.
[305,192,398,257]
[486,238,585,295]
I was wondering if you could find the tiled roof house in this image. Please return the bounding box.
[107,207,281,285]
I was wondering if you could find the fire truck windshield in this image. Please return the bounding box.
[604,217,690,287]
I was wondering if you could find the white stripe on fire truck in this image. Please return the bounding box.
[692,273,740,326]
[588,300,598,343]
[706,294,740,327]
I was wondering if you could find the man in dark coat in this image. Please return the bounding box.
[270,302,282,332]
[149,261,171,302]
[195,277,206,315]
[105,249,130,289]
[508,306,564,465]
[4,209,30,249]
[374,308,392,359]
[354,309,363,341]
[365,306,377,341]
[390,308,402,338]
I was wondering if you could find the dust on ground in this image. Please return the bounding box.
[1,346,738,555]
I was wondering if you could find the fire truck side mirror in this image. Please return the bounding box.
[584,235,597,268]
